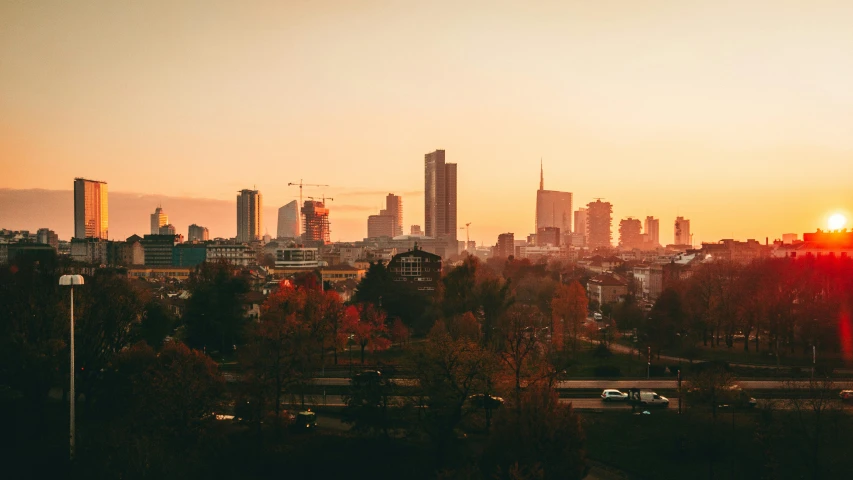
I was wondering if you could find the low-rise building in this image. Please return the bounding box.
[587,273,628,305]
[173,243,207,267]
[274,247,321,268]
[321,264,366,284]
[142,234,180,267]
[632,264,663,300]
[127,266,192,281]
[701,239,772,264]
[387,245,442,292]
[207,243,255,266]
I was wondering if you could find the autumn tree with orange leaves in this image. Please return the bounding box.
[552,281,588,356]
[344,303,391,364]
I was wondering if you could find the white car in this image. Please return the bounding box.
[639,391,669,407]
[601,389,629,402]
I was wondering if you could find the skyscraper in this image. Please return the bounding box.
[674,216,691,246]
[277,200,300,239]
[535,161,572,234]
[150,206,168,234]
[73,178,108,239]
[618,218,643,250]
[236,189,262,243]
[385,193,403,237]
[424,150,457,241]
[302,200,330,245]
[188,224,209,242]
[644,216,660,247]
[586,200,613,249]
[496,233,515,258]
[573,208,588,245]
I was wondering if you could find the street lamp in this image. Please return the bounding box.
[59,274,84,461]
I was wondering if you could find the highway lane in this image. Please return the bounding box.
[305,377,853,390]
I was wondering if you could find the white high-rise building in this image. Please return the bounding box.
[237,189,263,243]
[277,200,300,239]
[73,178,108,239]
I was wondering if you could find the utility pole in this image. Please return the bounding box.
[647,346,651,379]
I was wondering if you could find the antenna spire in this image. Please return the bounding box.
[539,157,544,190]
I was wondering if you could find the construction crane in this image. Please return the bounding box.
[460,222,472,248]
[305,195,334,204]
[287,180,329,209]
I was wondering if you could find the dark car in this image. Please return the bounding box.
[291,410,317,432]
[353,370,382,386]
[468,394,505,410]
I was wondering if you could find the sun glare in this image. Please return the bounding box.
[828,213,847,230]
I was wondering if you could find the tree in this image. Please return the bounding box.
[183,262,250,353]
[612,294,644,332]
[481,384,587,480]
[136,300,175,350]
[410,321,498,463]
[344,304,390,364]
[783,376,841,480]
[551,281,587,356]
[497,304,542,404]
[645,287,686,357]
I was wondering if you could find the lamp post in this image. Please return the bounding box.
[59,274,84,461]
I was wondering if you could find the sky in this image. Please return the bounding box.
[2,0,852,245]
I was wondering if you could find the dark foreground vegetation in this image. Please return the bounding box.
[3,251,853,479]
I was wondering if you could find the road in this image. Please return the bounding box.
[307,377,853,390]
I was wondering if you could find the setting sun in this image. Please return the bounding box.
[828,213,847,230]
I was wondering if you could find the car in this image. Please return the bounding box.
[639,391,669,407]
[601,389,629,402]
[840,390,853,402]
[468,394,505,410]
[352,370,382,386]
[291,410,317,432]
[593,312,603,321]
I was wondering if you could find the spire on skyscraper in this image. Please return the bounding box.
[539,158,544,191]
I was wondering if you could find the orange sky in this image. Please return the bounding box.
[1,1,851,244]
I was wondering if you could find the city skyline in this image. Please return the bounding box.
[1,2,852,243]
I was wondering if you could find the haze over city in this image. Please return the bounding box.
[2,1,852,242]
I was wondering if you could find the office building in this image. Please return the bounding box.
[141,234,180,267]
[188,224,209,242]
[237,189,263,243]
[73,178,108,239]
[367,214,395,238]
[385,194,403,237]
[586,200,613,249]
[411,225,424,236]
[536,226,561,247]
[618,218,643,250]
[302,200,330,245]
[674,216,691,246]
[424,150,457,241]
[150,207,168,235]
[535,161,572,234]
[277,200,300,239]
[573,208,588,246]
[644,216,660,248]
[172,243,207,267]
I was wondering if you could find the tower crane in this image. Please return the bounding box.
[460,222,472,249]
[288,180,329,209]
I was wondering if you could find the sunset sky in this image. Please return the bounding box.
[2,1,852,244]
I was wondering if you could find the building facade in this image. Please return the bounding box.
[207,243,255,266]
[385,194,403,237]
[424,150,457,242]
[36,228,59,249]
[141,234,180,267]
[536,226,561,247]
[159,224,177,236]
[674,216,691,246]
[302,200,330,245]
[535,161,572,235]
[274,247,320,268]
[587,273,628,305]
[618,217,643,250]
[367,214,395,238]
[586,200,613,249]
[387,246,442,292]
[644,216,660,248]
[237,189,263,243]
[496,233,515,258]
[74,178,108,239]
[277,200,300,239]
[150,207,168,234]
[188,224,210,242]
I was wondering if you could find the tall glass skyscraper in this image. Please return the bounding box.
[277,200,300,239]
[73,177,108,239]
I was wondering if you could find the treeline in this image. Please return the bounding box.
[614,256,853,362]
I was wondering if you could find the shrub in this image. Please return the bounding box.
[648,364,667,377]
[591,344,613,358]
